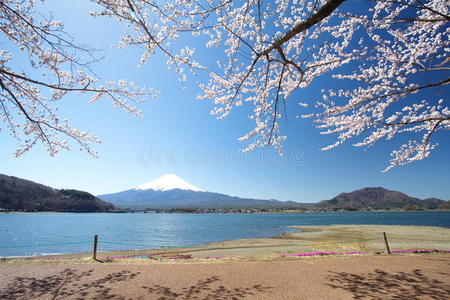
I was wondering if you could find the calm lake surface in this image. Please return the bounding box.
[1,211,449,257]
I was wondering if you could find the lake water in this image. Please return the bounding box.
[1,211,449,257]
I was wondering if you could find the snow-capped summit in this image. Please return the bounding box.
[98,174,302,209]
[135,174,204,192]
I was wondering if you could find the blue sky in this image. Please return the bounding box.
[1,0,449,203]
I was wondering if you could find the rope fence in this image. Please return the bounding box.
[2,232,450,260]
[0,241,91,249]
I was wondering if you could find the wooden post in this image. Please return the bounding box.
[383,232,391,254]
[93,235,98,260]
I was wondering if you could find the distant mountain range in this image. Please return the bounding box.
[0,174,118,212]
[317,187,448,210]
[98,174,305,209]
[1,173,448,212]
[97,175,449,210]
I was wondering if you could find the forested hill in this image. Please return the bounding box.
[0,174,118,212]
[318,187,448,210]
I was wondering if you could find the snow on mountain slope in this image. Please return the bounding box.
[135,174,204,192]
[97,174,307,209]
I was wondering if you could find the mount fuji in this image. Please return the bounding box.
[134,174,204,192]
[97,174,302,209]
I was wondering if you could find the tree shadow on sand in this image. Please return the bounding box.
[0,270,271,300]
[0,268,140,300]
[142,276,273,300]
[326,268,450,300]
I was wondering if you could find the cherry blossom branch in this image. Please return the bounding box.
[0,0,154,157]
[260,0,345,56]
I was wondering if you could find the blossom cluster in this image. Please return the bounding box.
[2,0,447,165]
[92,0,448,169]
[1,0,156,156]
[309,0,450,171]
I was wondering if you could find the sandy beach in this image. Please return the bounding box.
[1,254,449,299]
[1,225,450,299]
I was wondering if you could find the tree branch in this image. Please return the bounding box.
[260,0,345,56]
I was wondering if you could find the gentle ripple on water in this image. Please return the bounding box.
[0,211,449,256]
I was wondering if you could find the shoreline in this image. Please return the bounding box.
[2,210,449,214]
[2,224,450,263]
